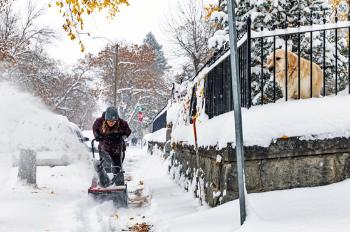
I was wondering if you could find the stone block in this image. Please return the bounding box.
[18,149,37,185]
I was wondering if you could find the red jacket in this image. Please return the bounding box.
[92,112,131,154]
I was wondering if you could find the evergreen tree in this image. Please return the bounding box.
[143,32,169,76]
[209,0,348,104]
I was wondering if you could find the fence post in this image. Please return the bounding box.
[18,149,37,185]
[298,6,301,99]
[335,12,338,95]
[310,10,313,98]
[285,11,288,101]
[273,23,276,102]
[260,27,264,105]
[247,16,252,108]
[285,38,288,101]
[348,12,350,94]
[323,8,326,96]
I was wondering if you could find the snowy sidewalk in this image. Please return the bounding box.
[0,146,204,232]
[70,146,206,231]
[124,147,205,230]
[2,145,350,231]
[128,147,350,232]
[0,164,92,232]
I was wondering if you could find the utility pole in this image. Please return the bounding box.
[227,0,247,225]
[113,44,119,108]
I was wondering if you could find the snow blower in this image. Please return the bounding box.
[88,138,128,208]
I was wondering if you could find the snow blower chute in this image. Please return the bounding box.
[88,138,128,208]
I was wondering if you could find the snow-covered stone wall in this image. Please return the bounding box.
[149,83,350,207]
[170,135,350,207]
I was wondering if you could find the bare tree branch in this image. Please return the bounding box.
[163,0,213,75]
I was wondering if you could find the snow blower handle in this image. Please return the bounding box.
[91,133,123,159]
[91,139,96,159]
[91,138,106,162]
[91,136,107,159]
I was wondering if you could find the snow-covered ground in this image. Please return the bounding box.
[2,82,350,232]
[172,94,350,149]
[3,142,350,231]
[166,177,350,232]
[144,128,167,143]
[0,144,203,231]
[0,82,202,231]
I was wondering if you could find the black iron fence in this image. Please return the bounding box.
[204,15,350,119]
[205,39,250,118]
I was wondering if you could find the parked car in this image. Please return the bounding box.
[67,122,90,148]
[12,117,90,168]
[82,130,98,153]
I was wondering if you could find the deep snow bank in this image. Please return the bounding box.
[172,95,350,148]
[144,128,167,143]
[163,179,350,232]
[0,82,92,187]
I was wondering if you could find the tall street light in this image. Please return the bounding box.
[92,36,118,108]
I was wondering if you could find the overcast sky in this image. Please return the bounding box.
[31,0,187,72]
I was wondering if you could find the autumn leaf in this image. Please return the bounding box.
[51,0,129,52]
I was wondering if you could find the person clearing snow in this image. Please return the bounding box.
[93,106,131,178]
[89,106,131,207]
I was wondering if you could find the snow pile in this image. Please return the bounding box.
[216,155,222,163]
[144,128,167,143]
[208,4,229,50]
[172,95,350,148]
[166,101,182,124]
[141,146,207,230]
[0,164,95,231]
[0,82,91,185]
[208,29,229,50]
[163,179,350,232]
